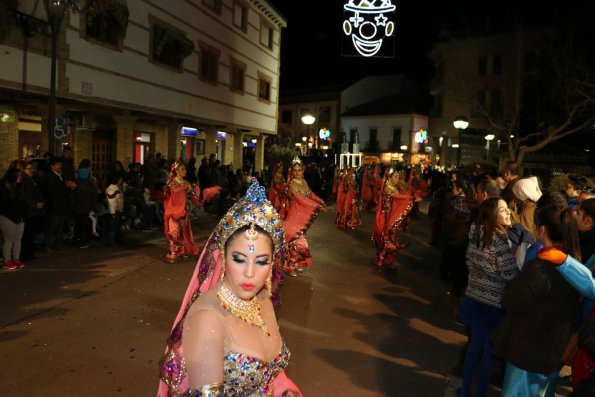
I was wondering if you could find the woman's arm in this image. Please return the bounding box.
[182,309,225,392]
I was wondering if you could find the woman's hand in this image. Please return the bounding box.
[282,390,300,397]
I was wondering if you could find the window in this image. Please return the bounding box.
[492,54,502,75]
[152,24,189,70]
[230,58,246,92]
[281,110,292,124]
[260,20,273,49]
[319,106,331,123]
[350,129,358,144]
[233,1,248,31]
[490,89,502,115]
[257,73,271,102]
[392,128,402,148]
[199,43,220,84]
[478,56,487,76]
[86,12,120,46]
[202,0,222,14]
[368,128,379,150]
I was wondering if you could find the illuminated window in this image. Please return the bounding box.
[199,43,220,84]
[230,58,246,93]
[233,1,248,32]
[260,20,273,49]
[257,73,271,102]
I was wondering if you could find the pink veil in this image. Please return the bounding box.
[157,180,301,397]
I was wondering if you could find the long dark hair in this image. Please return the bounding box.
[472,197,504,249]
[536,204,581,261]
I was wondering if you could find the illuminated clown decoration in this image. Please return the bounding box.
[343,0,396,57]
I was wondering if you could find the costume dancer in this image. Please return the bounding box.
[335,166,361,229]
[372,169,414,270]
[361,164,375,212]
[163,161,219,263]
[158,179,301,397]
[282,157,326,276]
[268,162,286,215]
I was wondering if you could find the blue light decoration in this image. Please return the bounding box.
[181,126,198,137]
[319,128,331,140]
[414,128,428,144]
[342,0,396,58]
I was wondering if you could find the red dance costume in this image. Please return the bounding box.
[372,171,414,269]
[282,176,325,273]
[164,180,202,261]
[335,167,361,229]
[361,165,375,210]
[268,163,287,215]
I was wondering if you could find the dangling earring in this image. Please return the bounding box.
[265,266,273,297]
[220,249,226,282]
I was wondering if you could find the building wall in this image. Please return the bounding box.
[278,100,339,145]
[341,114,429,155]
[0,0,285,174]
[428,29,551,165]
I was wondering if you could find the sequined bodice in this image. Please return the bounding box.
[223,342,290,396]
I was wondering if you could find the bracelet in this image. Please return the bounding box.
[186,383,224,397]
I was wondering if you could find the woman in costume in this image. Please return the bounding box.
[268,162,286,215]
[335,166,361,229]
[282,157,326,276]
[372,169,414,270]
[157,179,301,397]
[492,204,582,396]
[361,164,375,212]
[163,161,219,263]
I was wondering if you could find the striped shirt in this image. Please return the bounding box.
[465,224,519,308]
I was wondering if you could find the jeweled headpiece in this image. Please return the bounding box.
[290,156,302,167]
[214,178,285,254]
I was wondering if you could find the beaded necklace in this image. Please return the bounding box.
[217,283,270,336]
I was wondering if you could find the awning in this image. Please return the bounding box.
[155,30,194,58]
[87,0,130,38]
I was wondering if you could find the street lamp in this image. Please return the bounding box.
[485,134,495,161]
[43,0,87,154]
[301,114,315,156]
[453,115,469,167]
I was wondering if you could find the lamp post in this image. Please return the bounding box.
[44,0,67,154]
[453,115,469,167]
[43,0,87,154]
[484,134,495,161]
[301,113,315,157]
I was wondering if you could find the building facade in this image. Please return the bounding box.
[0,0,285,186]
[427,28,592,174]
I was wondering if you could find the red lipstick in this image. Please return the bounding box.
[241,283,255,291]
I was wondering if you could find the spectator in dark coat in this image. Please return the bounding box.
[0,168,26,269]
[197,156,211,190]
[43,157,75,251]
[60,146,75,181]
[18,161,45,260]
[72,166,96,248]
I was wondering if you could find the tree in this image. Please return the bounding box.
[442,9,595,167]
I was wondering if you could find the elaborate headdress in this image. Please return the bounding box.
[167,160,184,184]
[214,178,285,254]
[290,156,302,168]
[158,178,286,396]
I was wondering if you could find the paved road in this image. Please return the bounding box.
[0,206,570,396]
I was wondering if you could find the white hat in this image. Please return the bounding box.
[512,176,542,202]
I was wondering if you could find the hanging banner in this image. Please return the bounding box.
[342,0,396,58]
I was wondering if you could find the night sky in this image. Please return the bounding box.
[268,0,589,92]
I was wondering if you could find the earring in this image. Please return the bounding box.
[220,249,226,282]
[265,266,273,297]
